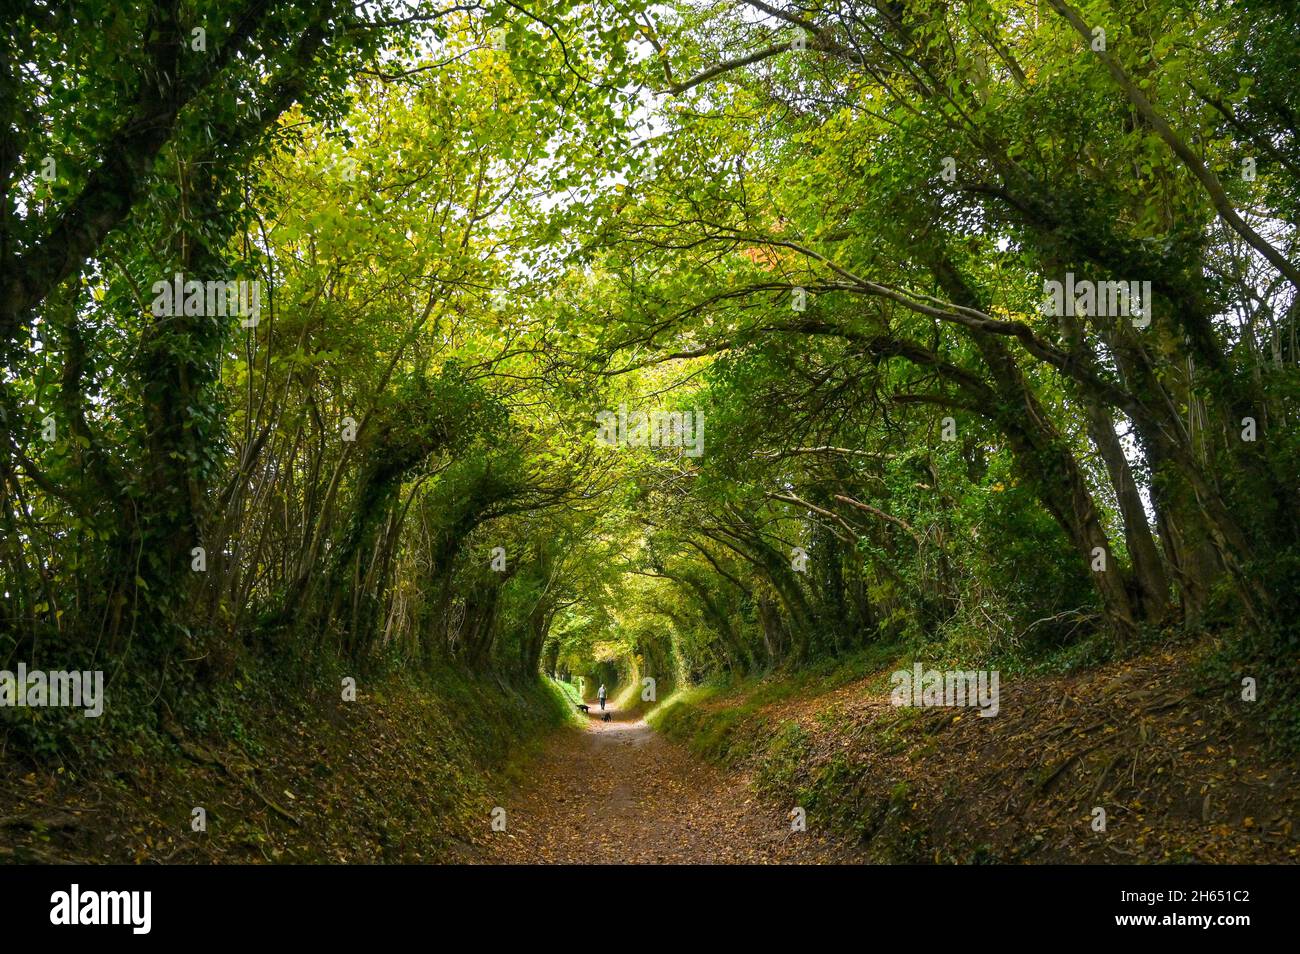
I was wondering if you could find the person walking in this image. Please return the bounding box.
[598,684,607,710]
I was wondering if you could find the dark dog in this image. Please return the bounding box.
[576,704,589,713]
[602,711,611,722]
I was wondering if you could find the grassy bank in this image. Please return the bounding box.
[0,660,575,863]
[648,640,1300,863]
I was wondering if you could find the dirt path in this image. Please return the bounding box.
[480,704,862,864]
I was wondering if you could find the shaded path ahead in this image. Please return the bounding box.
[481,704,860,864]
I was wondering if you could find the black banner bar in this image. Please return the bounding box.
[0,863,1280,940]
